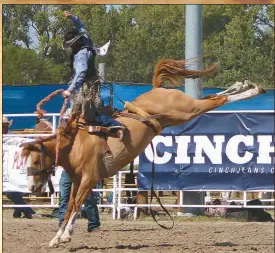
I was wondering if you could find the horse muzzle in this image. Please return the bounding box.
[28,179,46,193]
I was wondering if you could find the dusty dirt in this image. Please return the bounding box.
[3,209,274,253]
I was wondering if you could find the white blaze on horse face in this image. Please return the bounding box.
[26,155,46,192]
[26,155,35,192]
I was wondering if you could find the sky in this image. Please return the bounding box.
[106,5,121,12]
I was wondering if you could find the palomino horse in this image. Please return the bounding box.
[20,59,265,247]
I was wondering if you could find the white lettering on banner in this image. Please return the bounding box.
[3,150,9,182]
[226,135,254,164]
[144,136,173,164]
[257,136,274,164]
[193,135,225,164]
[209,166,270,174]
[144,135,274,165]
[12,150,27,174]
[4,137,31,146]
[175,136,191,164]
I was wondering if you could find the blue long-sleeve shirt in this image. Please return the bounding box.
[67,15,93,93]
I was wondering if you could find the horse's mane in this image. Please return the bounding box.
[152,58,218,88]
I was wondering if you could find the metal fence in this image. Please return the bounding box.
[2,113,274,220]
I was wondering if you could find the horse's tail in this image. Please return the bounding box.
[152,59,218,88]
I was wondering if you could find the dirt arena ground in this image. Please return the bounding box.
[3,209,274,253]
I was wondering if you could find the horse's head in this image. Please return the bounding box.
[20,142,55,193]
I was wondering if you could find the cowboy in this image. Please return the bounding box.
[2,116,13,142]
[61,11,125,140]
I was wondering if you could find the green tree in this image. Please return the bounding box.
[202,5,274,87]
[108,5,186,83]
[3,4,72,84]
[3,43,63,85]
[2,4,274,88]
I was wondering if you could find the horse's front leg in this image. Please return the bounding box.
[59,176,94,244]
[49,180,80,247]
[59,208,78,244]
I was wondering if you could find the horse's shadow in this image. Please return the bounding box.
[101,228,157,232]
[68,243,180,252]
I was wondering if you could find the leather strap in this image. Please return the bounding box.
[118,112,160,135]
[77,122,115,154]
[124,102,162,134]
[78,124,117,137]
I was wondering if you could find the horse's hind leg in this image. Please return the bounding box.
[195,95,228,115]
[202,94,217,99]
[202,81,265,102]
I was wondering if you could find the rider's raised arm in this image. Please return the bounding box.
[67,51,89,93]
[70,15,88,36]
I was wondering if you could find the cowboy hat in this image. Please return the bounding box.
[3,116,13,127]
[62,27,85,50]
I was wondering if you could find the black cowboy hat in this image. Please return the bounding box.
[62,27,85,50]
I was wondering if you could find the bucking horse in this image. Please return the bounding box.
[20,59,265,247]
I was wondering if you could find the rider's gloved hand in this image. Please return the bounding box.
[62,90,71,98]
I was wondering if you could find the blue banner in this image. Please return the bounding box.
[138,112,275,191]
[3,84,274,130]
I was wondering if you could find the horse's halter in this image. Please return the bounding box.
[26,143,56,195]
[27,143,55,177]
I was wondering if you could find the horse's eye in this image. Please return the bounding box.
[33,161,40,165]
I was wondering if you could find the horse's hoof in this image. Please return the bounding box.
[60,235,71,243]
[49,239,59,248]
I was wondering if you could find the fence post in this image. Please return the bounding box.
[52,115,57,133]
[117,171,122,219]
[98,63,106,83]
[182,4,205,216]
[112,174,117,220]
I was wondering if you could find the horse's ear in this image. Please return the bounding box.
[19,142,34,148]
[19,141,41,148]
[19,143,38,158]
[20,144,32,158]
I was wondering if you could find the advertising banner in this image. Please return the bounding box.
[138,112,274,191]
